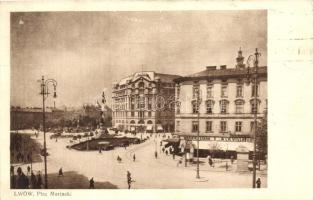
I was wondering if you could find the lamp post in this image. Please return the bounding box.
[246,48,261,188]
[39,76,57,189]
[196,88,202,179]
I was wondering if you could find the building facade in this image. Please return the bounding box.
[174,49,267,140]
[112,71,180,133]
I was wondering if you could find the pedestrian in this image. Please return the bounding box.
[127,171,132,189]
[172,152,175,160]
[177,158,182,167]
[165,150,168,156]
[27,166,31,176]
[209,158,214,167]
[117,155,122,163]
[133,154,136,162]
[89,177,95,189]
[160,141,162,146]
[162,147,165,153]
[30,171,37,189]
[225,162,228,171]
[230,155,234,164]
[36,171,42,189]
[256,178,261,188]
[58,168,64,177]
[154,151,158,159]
[16,167,29,189]
[99,147,102,154]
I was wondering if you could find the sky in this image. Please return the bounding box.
[11,11,267,108]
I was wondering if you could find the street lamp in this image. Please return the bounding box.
[246,48,261,188]
[196,89,202,179]
[39,76,57,189]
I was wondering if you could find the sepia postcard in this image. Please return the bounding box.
[0,1,313,200]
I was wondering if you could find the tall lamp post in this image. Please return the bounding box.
[246,48,261,188]
[40,76,57,189]
[196,88,202,179]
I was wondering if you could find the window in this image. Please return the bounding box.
[192,83,200,99]
[148,97,152,110]
[148,112,151,117]
[192,101,199,114]
[236,84,243,97]
[176,103,180,114]
[176,85,181,99]
[251,101,259,113]
[131,112,134,117]
[192,121,199,132]
[206,100,214,114]
[220,100,228,114]
[176,121,180,132]
[206,121,213,132]
[235,100,244,114]
[235,121,242,132]
[139,111,144,118]
[207,84,213,98]
[221,85,228,97]
[220,121,227,132]
[252,84,259,97]
[250,121,255,132]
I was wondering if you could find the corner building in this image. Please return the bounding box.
[174,50,267,140]
[112,72,180,133]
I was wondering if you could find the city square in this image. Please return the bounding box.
[9,11,268,189]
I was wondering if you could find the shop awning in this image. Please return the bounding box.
[191,141,253,151]
[157,125,163,131]
[146,125,153,130]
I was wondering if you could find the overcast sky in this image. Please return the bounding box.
[11,11,267,108]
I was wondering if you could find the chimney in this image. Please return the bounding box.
[220,65,227,70]
[206,66,216,71]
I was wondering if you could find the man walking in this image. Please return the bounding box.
[89,177,95,189]
[133,154,136,162]
[127,171,132,189]
[256,178,261,188]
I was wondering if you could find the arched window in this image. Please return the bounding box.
[147,120,153,124]
[235,99,245,114]
[138,82,144,88]
[250,99,261,114]
[220,100,229,114]
[206,100,214,114]
[130,120,136,124]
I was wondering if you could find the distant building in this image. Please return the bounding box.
[112,71,180,133]
[173,49,267,145]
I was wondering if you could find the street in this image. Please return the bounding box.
[15,131,267,189]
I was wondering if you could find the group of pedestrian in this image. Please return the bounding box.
[10,166,42,189]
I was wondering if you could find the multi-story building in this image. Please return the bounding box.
[173,49,267,145]
[112,71,180,133]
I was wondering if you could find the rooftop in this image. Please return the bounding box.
[174,66,267,83]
